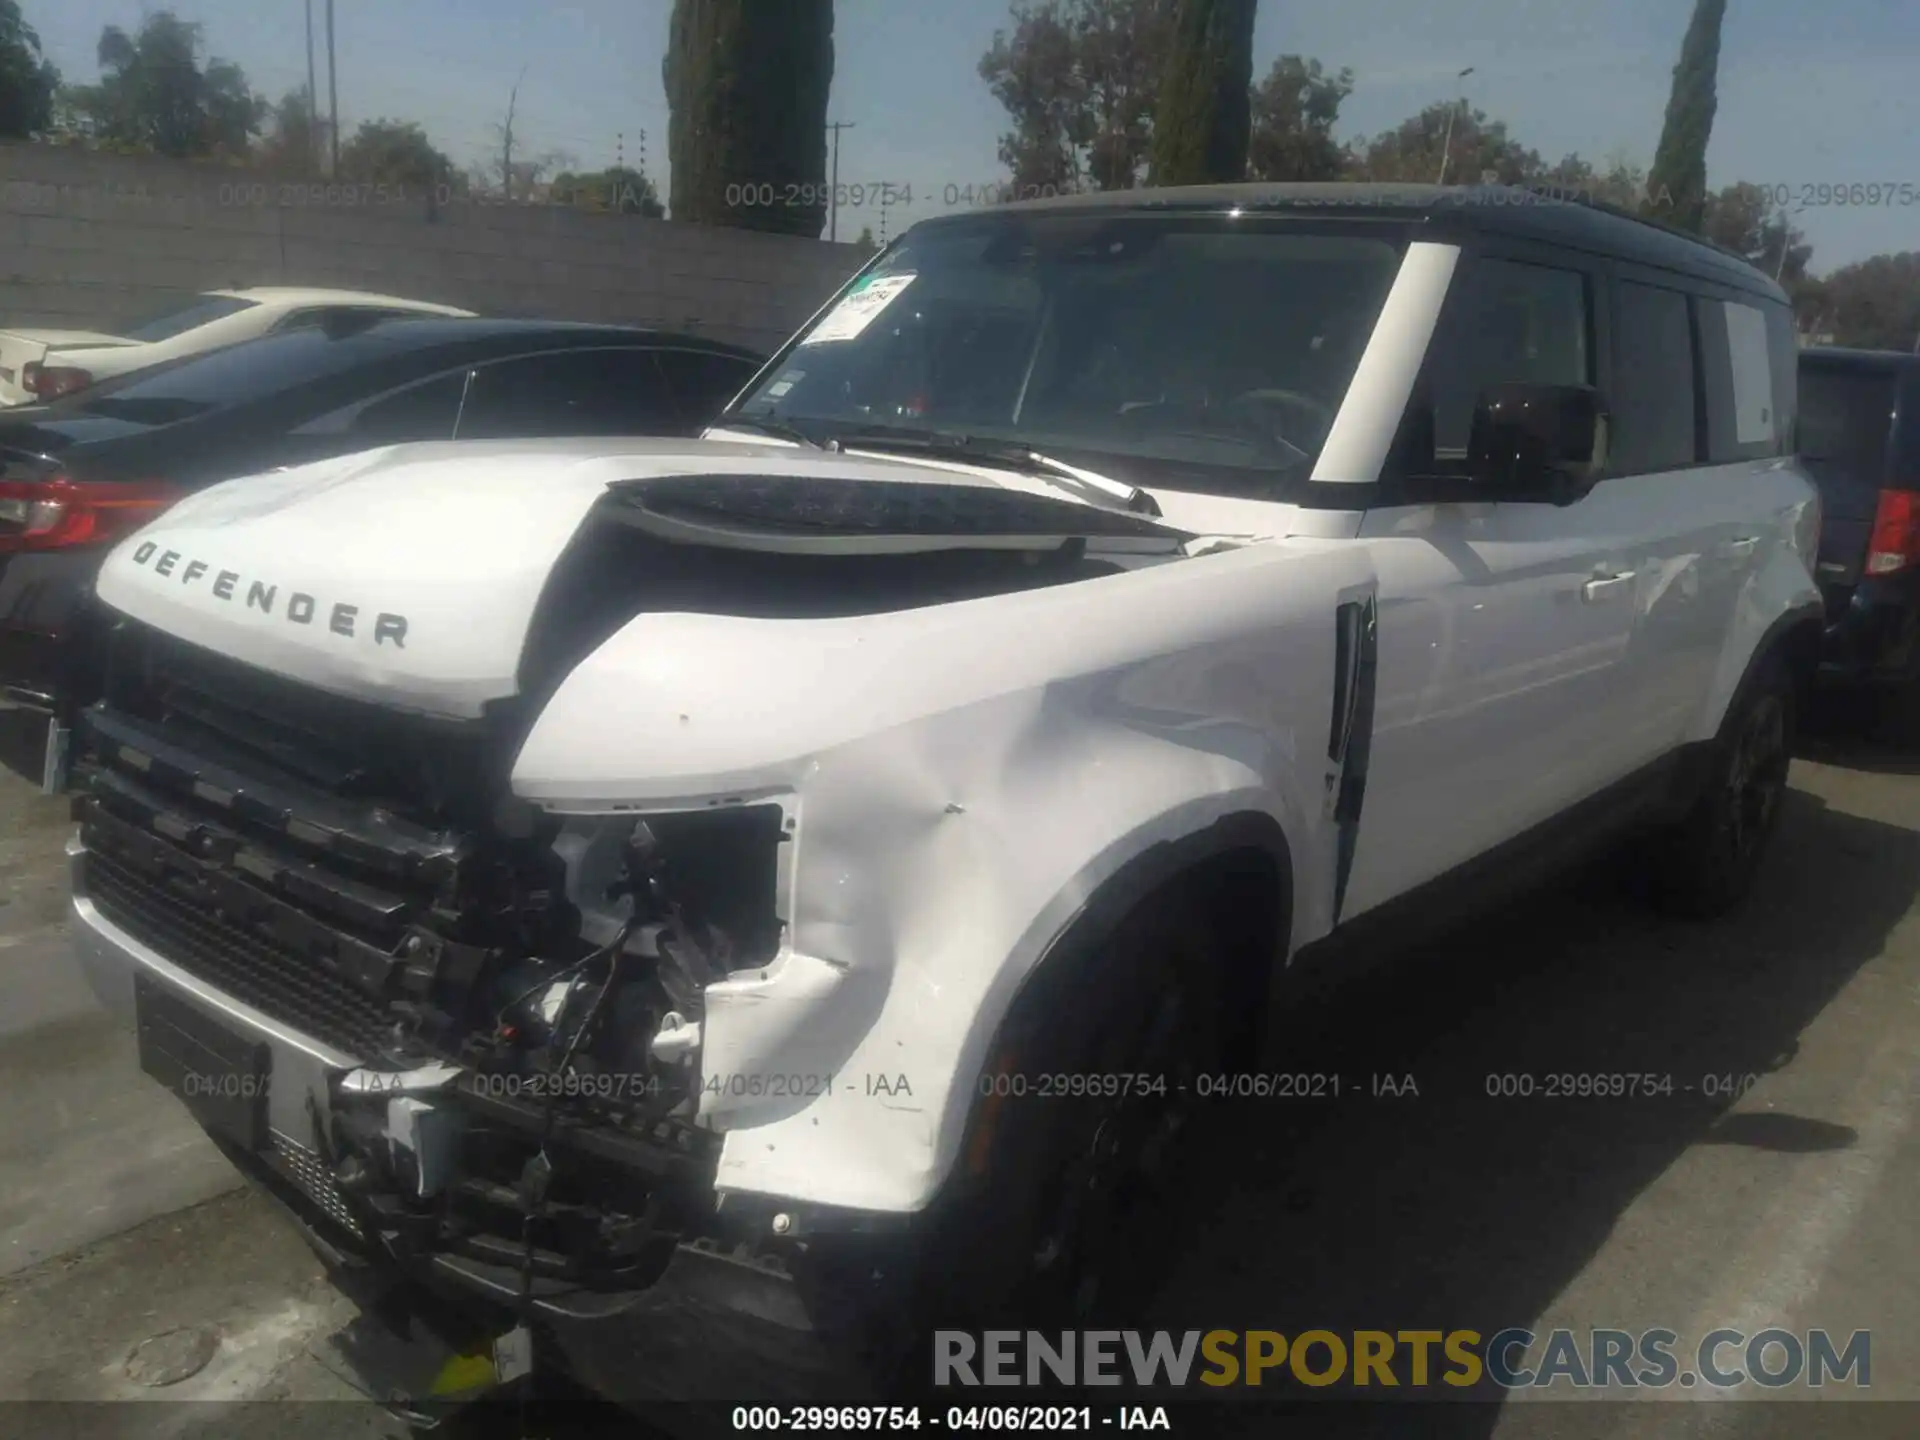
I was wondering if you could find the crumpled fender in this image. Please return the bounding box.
[512,540,1378,1214]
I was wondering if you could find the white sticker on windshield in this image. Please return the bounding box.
[799,273,917,345]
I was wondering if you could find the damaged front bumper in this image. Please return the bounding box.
[68,831,887,1405]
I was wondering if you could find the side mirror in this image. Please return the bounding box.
[1467,383,1609,505]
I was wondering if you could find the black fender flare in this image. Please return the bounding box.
[1730,599,1826,718]
[945,810,1296,1188]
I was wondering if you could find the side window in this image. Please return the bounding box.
[1698,296,1782,462]
[347,371,468,442]
[658,350,759,427]
[1609,281,1698,474]
[456,349,681,439]
[1393,256,1591,477]
[272,308,325,333]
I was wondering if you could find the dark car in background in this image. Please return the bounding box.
[1800,347,1920,734]
[0,316,762,742]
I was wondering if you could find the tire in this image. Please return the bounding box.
[1640,653,1795,920]
[918,881,1234,1338]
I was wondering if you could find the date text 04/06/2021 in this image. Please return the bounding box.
[729,1405,1173,1432]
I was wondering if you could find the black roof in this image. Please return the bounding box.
[341,315,761,360]
[1800,345,1920,372]
[914,182,1787,304]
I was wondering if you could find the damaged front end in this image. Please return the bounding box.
[68,618,880,1402]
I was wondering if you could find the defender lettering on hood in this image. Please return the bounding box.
[125,538,410,647]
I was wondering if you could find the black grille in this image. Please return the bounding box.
[103,619,503,825]
[85,847,400,1059]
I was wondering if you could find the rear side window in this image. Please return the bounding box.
[1609,281,1697,473]
[75,327,390,425]
[659,350,758,425]
[1698,297,1784,462]
[111,294,258,343]
[350,371,468,442]
[455,348,682,438]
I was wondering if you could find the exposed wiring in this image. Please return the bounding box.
[512,911,634,1430]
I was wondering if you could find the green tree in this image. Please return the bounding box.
[979,0,1169,192]
[0,0,58,138]
[854,224,877,248]
[1246,55,1352,182]
[1347,101,1544,185]
[1644,0,1727,233]
[1703,181,1813,284]
[339,119,456,189]
[256,90,323,175]
[1148,0,1257,186]
[1803,252,1920,351]
[663,0,835,236]
[551,165,665,216]
[64,12,266,157]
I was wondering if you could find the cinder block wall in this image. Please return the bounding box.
[0,143,870,355]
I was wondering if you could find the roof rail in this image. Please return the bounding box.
[1508,182,1760,270]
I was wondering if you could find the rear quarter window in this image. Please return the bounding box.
[1698,296,1788,462]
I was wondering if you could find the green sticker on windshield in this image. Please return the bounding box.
[800,273,917,346]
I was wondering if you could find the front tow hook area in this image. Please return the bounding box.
[309,1302,532,1428]
[309,1300,645,1436]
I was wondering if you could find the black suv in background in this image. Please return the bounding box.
[1800,347,1920,734]
[0,318,762,733]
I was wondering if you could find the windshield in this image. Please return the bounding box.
[110,294,258,344]
[729,217,1405,499]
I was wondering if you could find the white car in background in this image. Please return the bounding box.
[0,287,476,406]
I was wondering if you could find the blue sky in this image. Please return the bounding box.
[38,0,1920,270]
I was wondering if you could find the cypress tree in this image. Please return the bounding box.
[1644,0,1727,233]
[1148,0,1258,187]
[664,0,835,237]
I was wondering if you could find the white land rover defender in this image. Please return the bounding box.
[67,185,1822,1403]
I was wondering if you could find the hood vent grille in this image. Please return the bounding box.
[610,472,1190,545]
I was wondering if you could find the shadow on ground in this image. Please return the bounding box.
[1130,750,1920,1437]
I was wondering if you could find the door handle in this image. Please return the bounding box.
[1581,572,1636,602]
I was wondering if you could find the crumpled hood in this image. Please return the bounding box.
[92,436,1188,720]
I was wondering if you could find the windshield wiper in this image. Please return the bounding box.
[828,429,1162,516]
[709,413,821,448]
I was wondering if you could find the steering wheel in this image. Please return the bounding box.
[1227,387,1337,437]
[1116,400,1295,457]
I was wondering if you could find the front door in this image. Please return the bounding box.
[1337,248,1643,920]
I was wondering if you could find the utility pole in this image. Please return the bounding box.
[499,65,526,200]
[826,119,856,241]
[1773,202,1808,281]
[304,0,319,172]
[1435,66,1474,185]
[325,0,339,175]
